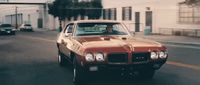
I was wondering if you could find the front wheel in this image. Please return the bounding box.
[58,52,66,66]
[73,57,85,85]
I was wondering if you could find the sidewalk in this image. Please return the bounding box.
[135,34,200,47]
[33,28,52,32]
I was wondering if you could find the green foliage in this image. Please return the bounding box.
[48,0,103,20]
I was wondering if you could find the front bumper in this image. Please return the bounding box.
[82,60,166,73]
[0,31,15,35]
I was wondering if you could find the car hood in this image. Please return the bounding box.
[74,36,162,49]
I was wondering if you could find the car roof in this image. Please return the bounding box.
[23,24,31,25]
[69,20,122,24]
[0,24,12,28]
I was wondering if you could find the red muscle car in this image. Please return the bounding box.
[56,20,168,84]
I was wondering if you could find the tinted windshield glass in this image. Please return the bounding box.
[24,24,31,26]
[0,24,12,27]
[75,23,128,36]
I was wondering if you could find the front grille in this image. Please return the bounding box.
[132,52,150,62]
[107,53,128,63]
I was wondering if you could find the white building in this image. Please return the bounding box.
[1,0,199,36]
[0,2,59,30]
[102,0,200,36]
[0,5,41,28]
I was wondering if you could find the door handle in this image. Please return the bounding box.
[61,40,67,46]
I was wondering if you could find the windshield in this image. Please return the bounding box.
[24,24,31,26]
[75,23,129,36]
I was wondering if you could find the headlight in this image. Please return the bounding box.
[151,52,158,60]
[85,53,95,62]
[0,29,5,31]
[95,53,104,62]
[159,51,167,59]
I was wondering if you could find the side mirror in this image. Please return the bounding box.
[130,31,135,36]
[133,32,135,35]
[65,33,72,37]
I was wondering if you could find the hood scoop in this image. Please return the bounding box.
[121,37,127,40]
[102,37,111,41]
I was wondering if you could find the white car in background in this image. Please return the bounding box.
[19,24,33,32]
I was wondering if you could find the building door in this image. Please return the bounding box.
[135,12,140,32]
[37,18,43,28]
[145,11,153,32]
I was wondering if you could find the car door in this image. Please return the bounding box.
[59,23,74,59]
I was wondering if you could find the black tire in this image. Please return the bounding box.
[58,52,66,66]
[73,57,84,85]
[12,32,16,35]
[140,69,155,79]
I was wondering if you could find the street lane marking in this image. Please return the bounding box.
[18,35,55,43]
[19,35,200,71]
[167,61,200,71]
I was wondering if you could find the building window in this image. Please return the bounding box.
[103,9,109,20]
[103,8,117,20]
[122,7,132,21]
[179,4,200,24]
[5,13,23,26]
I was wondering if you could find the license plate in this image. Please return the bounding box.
[89,66,98,71]
[7,31,10,33]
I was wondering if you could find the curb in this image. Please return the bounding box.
[137,35,200,47]
[157,41,200,47]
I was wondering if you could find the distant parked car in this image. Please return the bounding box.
[0,24,16,35]
[19,24,33,32]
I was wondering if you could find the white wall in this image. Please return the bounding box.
[102,0,200,33]
[48,15,60,30]
[0,5,39,28]
[153,0,200,33]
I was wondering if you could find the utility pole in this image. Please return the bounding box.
[15,6,18,29]
[28,14,30,24]
[58,6,62,32]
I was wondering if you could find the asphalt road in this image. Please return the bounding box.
[0,30,200,85]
